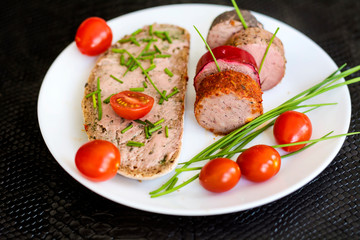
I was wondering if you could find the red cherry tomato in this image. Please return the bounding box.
[110,91,154,120]
[236,145,281,182]
[75,140,120,182]
[75,17,113,56]
[199,158,241,193]
[273,111,312,152]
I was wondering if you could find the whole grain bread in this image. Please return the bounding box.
[82,24,190,180]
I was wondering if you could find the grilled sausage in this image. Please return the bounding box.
[194,70,263,135]
[206,9,263,49]
[227,27,286,91]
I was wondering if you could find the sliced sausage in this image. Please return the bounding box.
[207,9,263,49]
[194,70,263,135]
[227,27,286,91]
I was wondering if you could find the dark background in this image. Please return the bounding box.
[1,0,359,239]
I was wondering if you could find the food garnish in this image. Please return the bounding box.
[150,64,360,197]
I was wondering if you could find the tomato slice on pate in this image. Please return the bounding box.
[110,91,154,120]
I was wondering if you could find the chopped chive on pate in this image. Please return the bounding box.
[121,124,133,134]
[130,87,144,92]
[164,31,172,43]
[166,87,179,98]
[126,141,144,147]
[85,90,100,98]
[92,94,97,108]
[112,49,126,53]
[145,120,155,128]
[110,74,124,83]
[164,68,174,77]
[143,81,148,88]
[154,118,164,126]
[155,54,171,58]
[96,77,102,120]
[118,38,131,43]
[149,25,153,36]
[134,119,147,125]
[143,63,156,73]
[165,126,169,138]
[154,45,162,54]
[120,54,126,65]
[149,125,162,134]
[131,28,143,36]
[130,36,140,46]
[158,90,167,105]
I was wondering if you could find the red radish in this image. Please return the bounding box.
[194,46,260,91]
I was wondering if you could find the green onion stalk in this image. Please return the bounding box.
[149,64,360,198]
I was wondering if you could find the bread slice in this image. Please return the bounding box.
[82,24,190,180]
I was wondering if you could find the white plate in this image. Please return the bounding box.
[38,4,351,216]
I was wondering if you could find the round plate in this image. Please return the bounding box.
[38,4,351,216]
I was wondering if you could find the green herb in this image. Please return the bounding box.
[165,126,169,138]
[155,54,171,58]
[166,87,179,98]
[121,123,133,134]
[154,118,164,126]
[137,56,154,61]
[231,0,248,29]
[126,141,145,147]
[135,119,147,125]
[112,48,126,53]
[164,31,172,43]
[154,45,162,54]
[143,81,148,88]
[258,27,280,74]
[92,94,97,108]
[149,25,153,36]
[150,64,360,197]
[85,90,100,98]
[158,90,167,105]
[120,54,126,65]
[154,31,165,40]
[110,74,124,84]
[145,120,155,128]
[130,36,140,46]
[103,94,115,104]
[143,63,156,73]
[144,42,152,52]
[131,28,143,36]
[166,177,178,190]
[164,68,174,77]
[144,126,149,139]
[193,25,221,72]
[141,51,157,56]
[130,87,144,92]
[149,125,162,134]
[115,49,167,99]
[118,38,131,43]
[96,77,102,120]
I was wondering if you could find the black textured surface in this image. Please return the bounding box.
[1,0,360,239]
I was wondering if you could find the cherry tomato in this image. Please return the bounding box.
[75,140,120,182]
[110,91,154,120]
[199,158,241,193]
[236,145,281,182]
[75,17,113,56]
[273,111,312,152]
